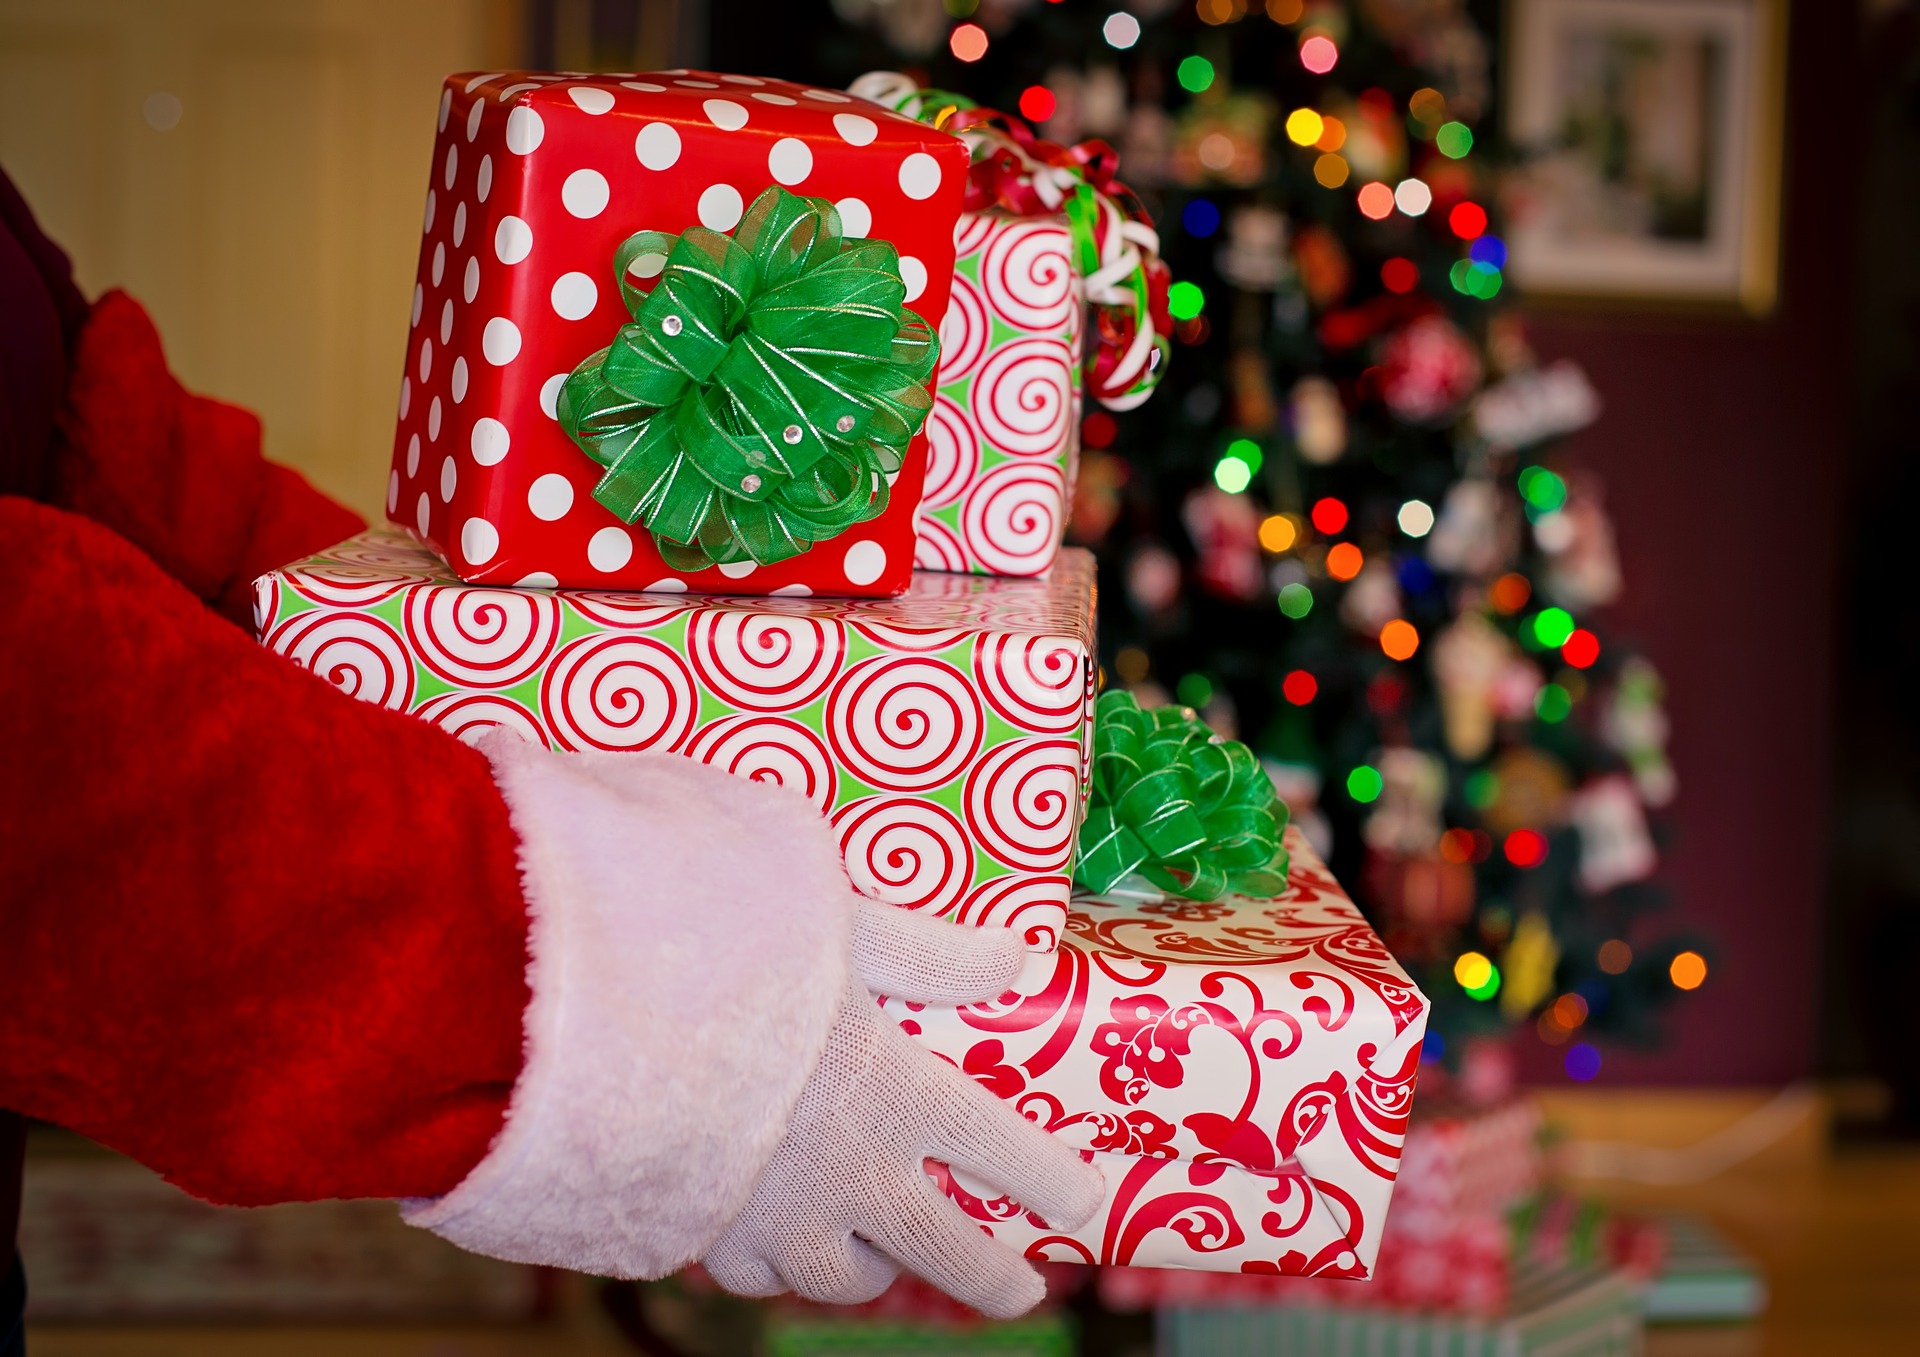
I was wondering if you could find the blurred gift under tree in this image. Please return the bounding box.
[706,0,1708,1083]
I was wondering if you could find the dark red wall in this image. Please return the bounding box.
[1518,0,1857,1085]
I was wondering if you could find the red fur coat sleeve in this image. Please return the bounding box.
[0,294,532,1205]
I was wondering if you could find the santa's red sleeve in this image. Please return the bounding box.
[1,310,857,1280]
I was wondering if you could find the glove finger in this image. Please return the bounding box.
[926,1067,1107,1232]
[781,1231,901,1307]
[868,1180,1049,1320]
[703,1233,785,1299]
[851,896,1027,1004]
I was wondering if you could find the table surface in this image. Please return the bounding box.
[24,1145,1920,1357]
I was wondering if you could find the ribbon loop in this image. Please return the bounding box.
[559,186,939,571]
[1074,690,1292,901]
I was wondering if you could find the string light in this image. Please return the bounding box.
[1564,1043,1602,1081]
[1552,993,1590,1029]
[1398,499,1435,536]
[1534,683,1572,723]
[1314,154,1350,187]
[1259,514,1298,552]
[1277,582,1314,618]
[1197,0,1238,24]
[1532,608,1576,649]
[1408,88,1446,126]
[1168,280,1206,320]
[1380,618,1420,660]
[1562,629,1601,668]
[1450,259,1502,298]
[949,23,989,61]
[1103,12,1142,48]
[1018,86,1056,121]
[1490,573,1531,613]
[1449,201,1488,239]
[1283,669,1318,704]
[1438,828,1476,863]
[1670,951,1709,990]
[1394,178,1432,216]
[1266,0,1303,20]
[1226,437,1263,472]
[1519,465,1568,513]
[1504,828,1548,868]
[1327,542,1363,580]
[1309,497,1348,533]
[1213,456,1252,493]
[1356,181,1394,219]
[1470,235,1508,269]
[1299,34,1339,73]
[1285,108,1325,145]
[1348,764,1384,802]
[1183,198,1222,237]
[1381,258,1418,293]
[1177,56,1216,93]
[1436,121,1473,158]
[1315,117,1346,152]
[1454,952,1500,1000]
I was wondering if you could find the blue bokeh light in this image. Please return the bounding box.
[1183,198,1222,239]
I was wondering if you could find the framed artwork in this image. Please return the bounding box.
[1503,0,1787,314]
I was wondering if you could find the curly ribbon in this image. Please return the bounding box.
[558,186,939,571]
[848,72,1172,412]
[1075,690,1291,901]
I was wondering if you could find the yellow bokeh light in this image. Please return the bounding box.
[1670,951,1708,990]
[1266,0,1304,21]
[1285,108,1325,146]
[1315,115,1346,152]
[1197,0,1240,25]
[1409,87,1447,124]
[1454,951,1494,990]
[1259,514,1298,553]
[1313,153,1349,188]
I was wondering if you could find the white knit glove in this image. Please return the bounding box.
[702,900,1104,1318]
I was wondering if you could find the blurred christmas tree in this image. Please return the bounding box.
[803,0,1707,1083]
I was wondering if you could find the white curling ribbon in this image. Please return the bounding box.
[542,633,697,753]
[974,339,1075,457]
[921,394,980,509]
[834,795,975,916]
[974,631,1088,735]
[983,219,1077,332]
[413,690,551,748]
[825,655,984,792]
[269,611,416,711]
[965,737,1081,873]
[963,460,1068,577]
[687,713,838,812]
[405,585,563,689]
[685,611,844,713]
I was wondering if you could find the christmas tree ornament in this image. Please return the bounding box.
[1290,223,1353,308]
[1216,205,1292,291]
[1539,473,1624,610]
[1480,748,1571,837]
[1183,485,1267,601]
[1604,659,1678,807]
[1431,613,1511,760]
[1571,775,1658,895]
[1076,691,1291,900]
[1473,360,1601,451]
[1290,375,1349,464]
[559,188,938,572]
[1171,94,1273,188]
[1340,558,1404,637]
[1376,314,1484,425]
[1498,911,1560,1020]
[1426,478,1518,578]
[1363,747,1448,855]
[1066,446,1128,546]
[1230,348,1283,431]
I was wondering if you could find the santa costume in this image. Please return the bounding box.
[0,169,1099,1353]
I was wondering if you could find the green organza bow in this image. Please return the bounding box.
[1075,690,1291,901]
[558,187,939,571]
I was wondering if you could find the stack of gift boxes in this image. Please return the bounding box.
[254,67,1432,1283]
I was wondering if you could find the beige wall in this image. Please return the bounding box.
[0,0,520,521]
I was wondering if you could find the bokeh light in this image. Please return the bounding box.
[1356,181,1394,219]
[1398,498,1435,535]
[1177,55,1216,93]
[1168,280,1206,320]
[1266,0,1303,20]
[1490,572,1532,613]
[1456,952,1500,1000]
[1438,828,1475,863]
[1348,764,1384,803]
[1435,121,1473,158]
[1299,35,1339,73]
[1551,993,1590,1029]
[1598,939,1633,974]
[1314,154,1350,188]
[1562,629,1601,668]
[949,23,989,61]
[1408,88,1446,125]
[1259,514,1298,552]
[1018,85,1056,122]
[1565,1043,1602,1081]
[1505,828,1548,868]
[1381,257,1418,293]
[1103,11,1142,48]
[1226,437,1264,472]
[1176,672,1214,708]
[1449,201,1487,239]
[1519,465,1568,513]
[1285,108,1325,146]
[1082,410,1117,448]
[1197,0,1237,24]
[1278,582,1314,618]
[1283,669,1318,705]
[1315,116,1346,152]
[1535,683,1572,723]
[1326,542,1363,580]
[1470,235,1508,269]
[1394,178,1432,216]
[1532,607,1576,648]
[1380,619,1420,660]
[1309,497,1348,534]
[1670,951,1709,990]
[1213,455,1252,493]
[1183,198,1222,237]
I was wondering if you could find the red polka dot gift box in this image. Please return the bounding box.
[887,827,1432,1274]
[389,71,968,597]
[254,528,1096,951]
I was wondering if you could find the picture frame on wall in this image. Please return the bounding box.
[1502,0,1787,315]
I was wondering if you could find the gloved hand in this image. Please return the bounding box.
[703,900,1105,1318]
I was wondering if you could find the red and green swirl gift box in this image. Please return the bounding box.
[388,71,967,597]
[884,828,1432,1274]
[253,529,1095,950]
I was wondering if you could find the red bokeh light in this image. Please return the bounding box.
[1504,828,1548,868]
[1310,497,1349,534]
[1283,670,1319,705]
[949,23,989,62]
[1381,257,1419,293]
[1356,181,1395,220]
[1018,85,1056,123]
[1562,629,1601,668]
[1081,410,1118,449]
[1449,201,1488,239]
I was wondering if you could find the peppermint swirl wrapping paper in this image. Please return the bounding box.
[255,528,1095,951]
[886,828,1432,1274]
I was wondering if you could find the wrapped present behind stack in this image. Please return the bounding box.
[390,71,969,596]
[849,73,1172,578]
[885,824,1431,1275]
[254,528,1094,950]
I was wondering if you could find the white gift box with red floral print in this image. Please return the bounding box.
[253,528,1095,950]
[888,829,1431,1274]
[913,211,1082,579]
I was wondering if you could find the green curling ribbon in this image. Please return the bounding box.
[558,186,939,571]
[1075,690,1291,901]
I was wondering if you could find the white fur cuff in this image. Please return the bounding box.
[403,732,853,1278]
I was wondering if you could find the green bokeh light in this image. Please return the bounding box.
[1277,582,1314,619]
[1532,607,1576,648]
[1535,683,1573,723]
[1177,55,1216,94]
[1518,466,1568,513]
[1465,768,1499,808]
[1176,672,1214,709]
[1168,280,1206,320]
[1464,962,1502,1001]
[1436,121,1473,158]
[1347,764,1384,803]
[1466,261,1503,299]
[1226,437,1264,474]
